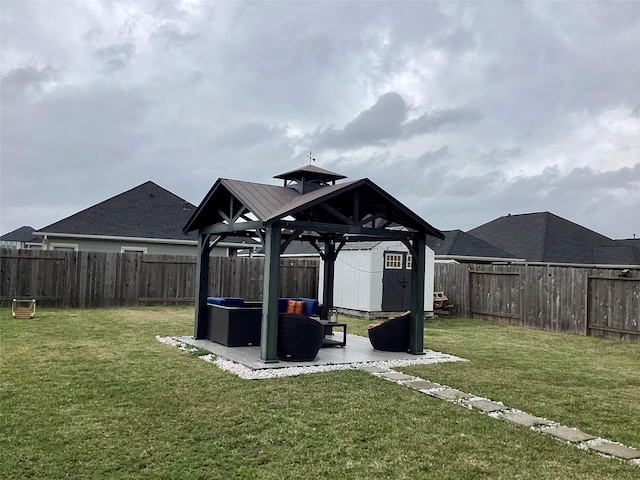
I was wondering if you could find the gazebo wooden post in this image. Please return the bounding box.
[408,234,426,354]
[194,232,212,339]
[320,239,336,320]
[260,223,281,362]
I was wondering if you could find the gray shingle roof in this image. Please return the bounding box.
[468,212,638,265]
[37,181,198,241]
[426,229,517,259]
[0,225,39,243]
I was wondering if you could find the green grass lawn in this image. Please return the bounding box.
[1,307,638,479]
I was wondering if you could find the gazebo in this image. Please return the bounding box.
[183,164,444,363]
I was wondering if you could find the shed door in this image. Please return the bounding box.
[382,251,412,311]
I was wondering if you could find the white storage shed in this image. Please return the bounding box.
[320,241,435,317]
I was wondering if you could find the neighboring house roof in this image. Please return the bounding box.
[36,181,198,241]
[616,238,640,249]
[468,212,639,265]
[35,181,258,248]
[426,229,518,261]
[1,225,40,243]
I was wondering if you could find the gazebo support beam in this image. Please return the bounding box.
[194,233,213,339]
[260,224,281,363]
[320,239,337,319]
[408,234,426,354]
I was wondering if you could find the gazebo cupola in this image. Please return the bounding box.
[274,164,347,194]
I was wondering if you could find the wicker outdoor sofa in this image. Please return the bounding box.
[205,297,320,347]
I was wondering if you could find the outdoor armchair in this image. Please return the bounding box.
[368,312,411,352]
[277,313,324,361]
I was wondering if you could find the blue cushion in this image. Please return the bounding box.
[278,298,289,313]
[297,297,319,317]
[207,297,244,307]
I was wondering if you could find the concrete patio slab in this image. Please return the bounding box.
[589,442,640,460]
[465,399,508,413]
[499,411,552,427]
[174,334,464,370]
[430,388,472,401]
[540,426,596,443]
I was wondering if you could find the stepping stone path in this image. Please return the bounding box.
[464,398,507,413]
[541,425,596,443]
[358,365,640,467]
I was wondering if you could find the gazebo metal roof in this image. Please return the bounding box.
[184,166,443,363]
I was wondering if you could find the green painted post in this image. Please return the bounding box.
[320,239,336,320]
[194,233,211,339]
[260,224,281,362]
[409,234,426,354]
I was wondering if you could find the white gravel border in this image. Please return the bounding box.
[156,335,465,380]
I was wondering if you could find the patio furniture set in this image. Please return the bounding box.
[205,296,408,361]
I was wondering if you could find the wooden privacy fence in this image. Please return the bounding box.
[434,263,640,342]
[3,248,638,342]
[0,249,319,308]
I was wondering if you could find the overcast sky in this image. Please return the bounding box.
[1,1,639,239]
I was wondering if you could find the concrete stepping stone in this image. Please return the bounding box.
[540,425,595,443]
[589,442,640,460]
[378,372,414,381]
[464,399,508,413]
[430,388,472,401]
[405,380,441,390]
[359,365,391,373]
[499,411,552,427]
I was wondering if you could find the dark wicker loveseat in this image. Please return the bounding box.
[277,313,325,361]
[206,297,262,346]
[368,312,411,352]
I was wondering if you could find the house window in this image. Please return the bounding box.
[51,243,78,251]
[384,253,403,269]
[406,254,412,269]
[121,246,147,254]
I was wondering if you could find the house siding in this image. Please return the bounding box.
[42,237,228,256]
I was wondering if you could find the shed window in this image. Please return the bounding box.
[406,254,412,269]
[384,253,403,269]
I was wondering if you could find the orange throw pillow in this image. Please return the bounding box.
[294,301,306,315]
[286,299,297,314]
[285,300,307,315]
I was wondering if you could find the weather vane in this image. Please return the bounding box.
[307,150,316,164]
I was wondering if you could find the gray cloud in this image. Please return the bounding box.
[1,1,638,239]
[313,93,482,150]
[1,65,60,99]
[93,42,135,72]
